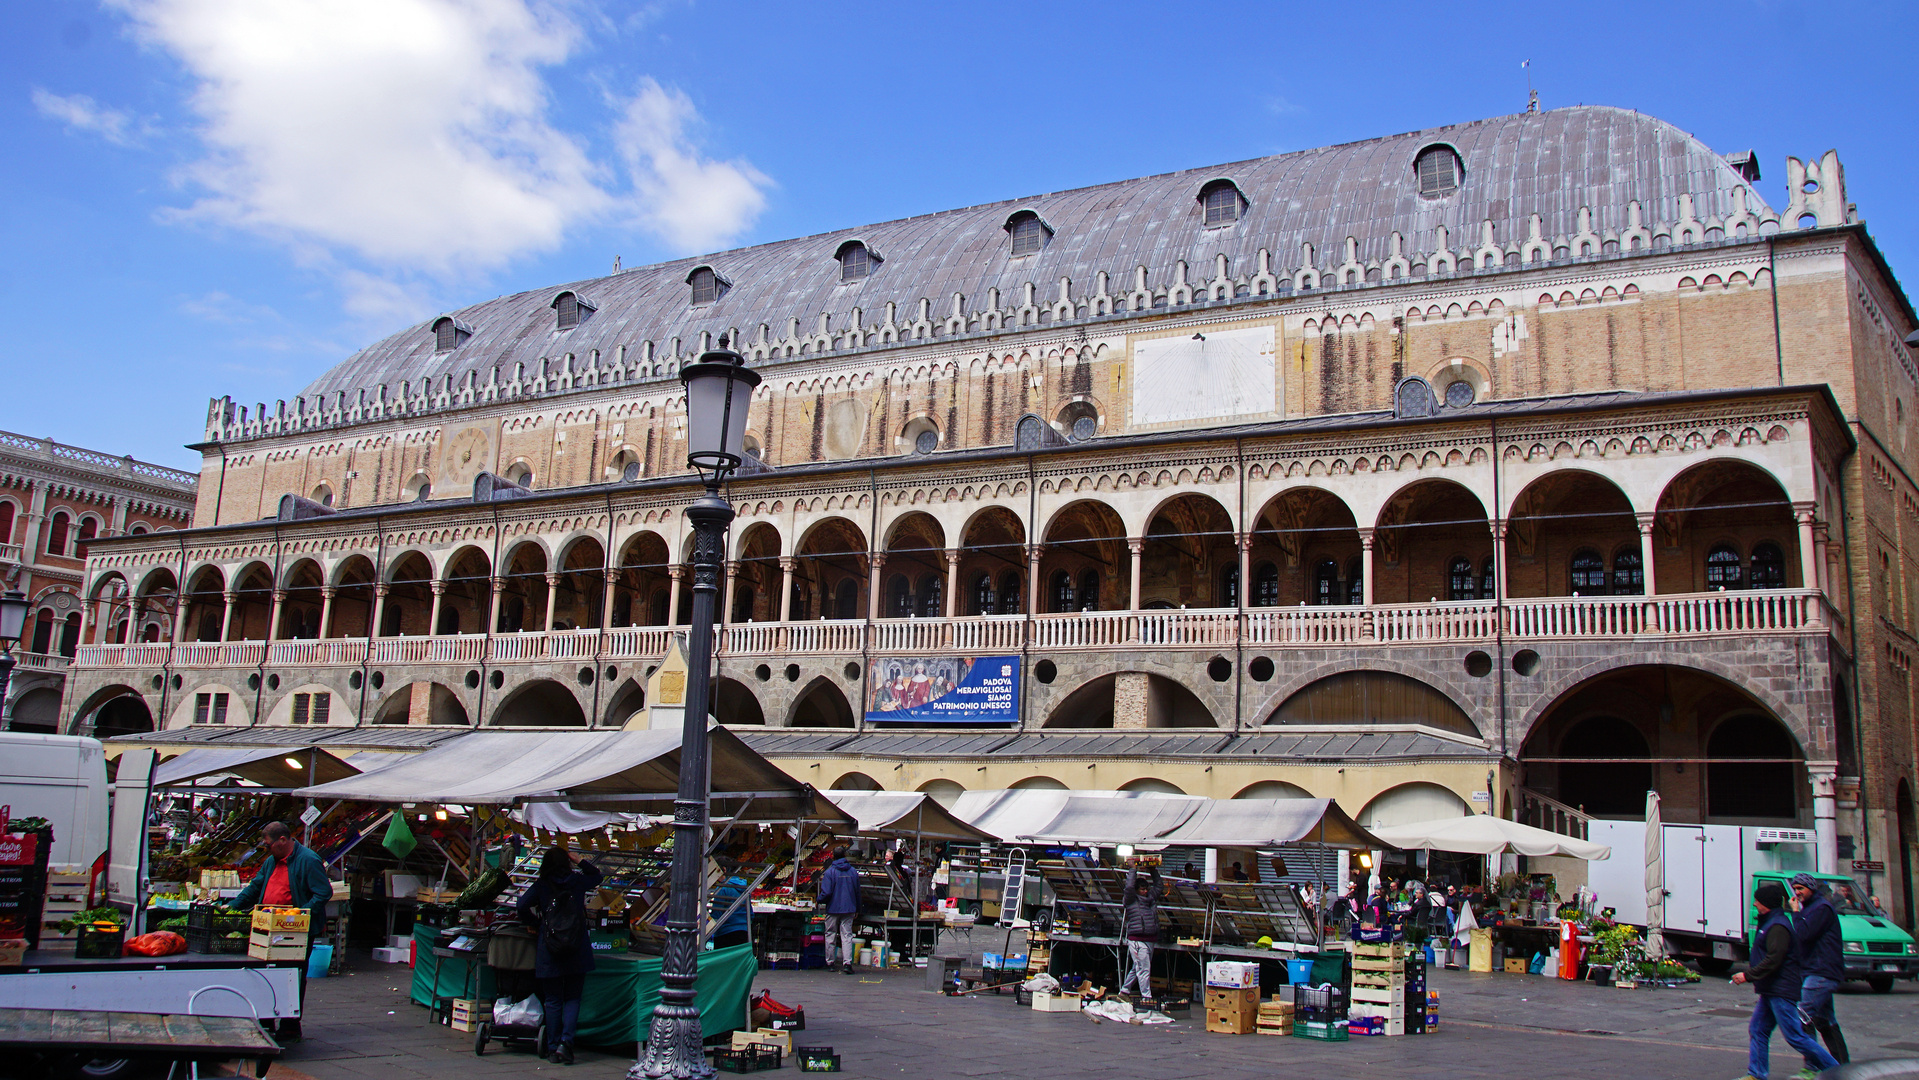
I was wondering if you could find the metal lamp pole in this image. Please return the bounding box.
[0,591,29,731]
[635,343,759,1080]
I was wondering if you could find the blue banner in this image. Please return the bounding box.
[865,655,1020,724]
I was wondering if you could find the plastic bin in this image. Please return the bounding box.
[1285,958,1314,984]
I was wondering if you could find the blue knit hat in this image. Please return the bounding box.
[1790,872,1825,894]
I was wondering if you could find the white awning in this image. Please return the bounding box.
[1016,795,1205,845]
[154,746,360,789]
[1370,814,1613,860]
[1155,798,1382,850]
[823,791,999,842]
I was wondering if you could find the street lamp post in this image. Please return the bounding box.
[0,591,30,730]
[634,342,760,1080]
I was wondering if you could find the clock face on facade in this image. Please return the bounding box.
[439,425,494,488]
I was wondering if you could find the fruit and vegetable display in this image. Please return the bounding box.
[56,906,123,934]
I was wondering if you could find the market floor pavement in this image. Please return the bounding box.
[272,953,1919,1080]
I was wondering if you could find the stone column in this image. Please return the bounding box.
[219,590,237,642]
[267,589,286,642]
[489,577,507,633]
[1027,545,1043,617]
[1636,513,1658,596]
[944,549,961,619]
[1488,520,1507,604]
[76,594,92,648]
[172,598,191,644]
[667,565,684,625]
[1237,532,1252,610]
[866,554,885,623]
[1809,760,1839,875]
[601,569,619,630]
[1359,528,1376,606]
[1128,538,1144,611]
[723,561,740,623]
[543,571,561,632]
[1794,502,1819,588]
[319,586,336,639]
[428,581,446,636]
[370,583,389,638]
[778,558,796,623]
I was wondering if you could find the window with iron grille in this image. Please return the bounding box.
[1202,182,1242,225]
[1706,544,1744,590]
[1570,549,1607,593]
[1749,541,1786,588]
[1008,213,1048,257]
[1611,548,1645,595]
[690,268,726,305]
[292,693,310,725]
[1415,145,1462,199]
[1447,556,1476,601]
[556,293,580,329]
[838,242,873,281]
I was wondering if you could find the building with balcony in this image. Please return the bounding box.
[0,431,196,730]
[64,106,1919,924]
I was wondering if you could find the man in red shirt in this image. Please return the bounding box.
[230,821,332,1042]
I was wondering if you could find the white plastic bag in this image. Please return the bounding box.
[494,994,542,1027]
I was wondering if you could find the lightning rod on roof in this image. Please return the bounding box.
[1523,59,1538,113]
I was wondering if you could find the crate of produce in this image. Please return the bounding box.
[796,1046,839,1072]
[1291,982,1344,1022]
[0,939,25,966]
[250,906,311,932]
[249,928,309,961]
[75,922,124,959]
[713,1045,782,1073]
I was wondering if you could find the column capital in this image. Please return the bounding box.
[491,576,508,593]
[373,583,389,598]
[320,585,336,599]
[222,591,238,604]
[866,552,887,571]
[1793,501,1817,525]
[1026,544,1044,563]
[1127,537,1144,555]
[1237,532,1253,552]
[1806,759,1839,793]
[1487,518,1507,541]
[668,564,685,581]
[604,567,620,584]
[944,548,963,568]
[271,589,287,603]
[430,580,446,595]
[779,556,798,572]
[724,561,741,579]
[1636,512,1657,535]
[1358,527,1375,549]
[544,571,562,586]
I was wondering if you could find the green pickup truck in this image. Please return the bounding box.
[1749,871,1918,992]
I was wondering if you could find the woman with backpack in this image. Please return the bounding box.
[517,846,604,1065]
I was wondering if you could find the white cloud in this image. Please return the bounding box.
[615,79,771,254]
[110,0,771,282]
[180,290,280,324]
[32,88,143,146]
[338,270,439,326]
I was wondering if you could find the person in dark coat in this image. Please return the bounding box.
[517,846,603,1065]
[1790,872,1850,1064]
[816,846,862,973]
[1733,882,1836,1080]
[228,821,333,1043]
[710,856,753,950]
[1118,860,1161,1001]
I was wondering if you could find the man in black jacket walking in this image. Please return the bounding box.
[1733,883,1837,1080]
[1790,873,1849,1064]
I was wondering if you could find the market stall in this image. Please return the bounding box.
[817,791,999,961]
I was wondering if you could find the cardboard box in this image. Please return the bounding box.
[247,930,308,962]
[0,939,24,967]
[1031,991,1081,1012]
[251,907,311,932]
[731,1030,793,1055]
[1203,986,1259,1011]
[451,999,491,1020]
[451,1018,485,1033]
[384,871,423,899]
[1204,960,1259,988]
[371,946,411,963]
[1503,958,1529,974]
[1205,1008,1256,1035]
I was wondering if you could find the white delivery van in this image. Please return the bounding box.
[1586,820,1818,956]
[0,732,111,872]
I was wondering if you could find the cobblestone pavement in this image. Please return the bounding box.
[270,953,1918,1080]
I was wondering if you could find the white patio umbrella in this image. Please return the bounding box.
[1644,790,1665,960]
[1369,814,1612,859]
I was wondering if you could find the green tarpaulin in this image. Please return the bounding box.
[409,925,755,1047]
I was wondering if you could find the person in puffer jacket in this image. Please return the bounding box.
[1790,872,1849,1065]
[1118,860,1161,1001]
[816,846,863,974]
[1733,882,1836,1080]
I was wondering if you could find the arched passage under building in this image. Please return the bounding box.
[8,688,64,733]
[373,682,470,726]
[832,771,882,791]
[715,678,765,725]
[1044,671,1216,729]
[789,677,855,728]
[603,678,646,728]
[918,779,965,808]
[492,679,586,727]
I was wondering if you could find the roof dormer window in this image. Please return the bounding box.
[1006,211,1051,257]
[1414,144,1463,199]
[688,266,729,306]
[432,316,472,352]
[836,240,878,281]
[552,290,595,330]
[1199,179,1245,225]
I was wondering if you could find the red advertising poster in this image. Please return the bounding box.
[0,833,36,867]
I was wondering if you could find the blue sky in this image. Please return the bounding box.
[5,0,1916,471]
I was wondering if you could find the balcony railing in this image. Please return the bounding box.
[12,651,72,673]
[0,542,22,564]
[68,589,1827,670]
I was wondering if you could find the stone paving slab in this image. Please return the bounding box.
[273,953,1918,1080]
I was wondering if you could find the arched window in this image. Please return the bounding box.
[1313,559,1340,606]
[1706,544,1744,590]
[919,574,943,618]
[432,316,469,352]
[998,570,1023,615]
[1345,557,1363,605]
[1569,549,1606,594]
[59,613,81,657]
[1006,211,1049,257]
[689,267,728,306]
[1749,541,1786,588]
[75,518,98,561]
[836,241,876,281]
[1447,556,1476,601]
[1611,548,1644,595]
[1199,180,1244,225]
[1252,561,1279,607]
[1078,569,1100,612]
[833,579,859,620]
[552,290,593,330]
[46,512,70,556]
[971,572,995,616]
[1481,556,1496,600]
[1049,570,1075,614]
[30,610,54,654]
[1414,144,1462,199]
[889,574,913,618]
[732,583,757,623]
[1219,564,1239,608]
[0,501,14,545]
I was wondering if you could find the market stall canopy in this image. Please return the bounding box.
[1016,794,1205,845]
[823,791,999,842]
[153,746,361,789]
[947,788,1185,843]
[293,727,852,825]
[1154,798,1382,850]
[1370,814,1613,860]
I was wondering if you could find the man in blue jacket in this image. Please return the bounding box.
[229,821,333,1042]
[1732,882,1837,1080]
[1790,872,1850,1064]
[816,846,862,974]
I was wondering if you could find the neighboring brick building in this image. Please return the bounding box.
[0,431,195,730]
[65,107,1919,929]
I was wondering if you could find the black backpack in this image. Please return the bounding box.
[539,886,584,955]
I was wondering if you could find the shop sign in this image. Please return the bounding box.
[0,833,36,866]
[865,655,1020,724]
[1851,860,1885,873]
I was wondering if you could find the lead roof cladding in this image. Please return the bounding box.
[301,106,1768,402]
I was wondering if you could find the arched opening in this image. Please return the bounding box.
[603,679,646,728]
[790,677,855,728]
[918,779,965,808]
[87,573,130,645]
[831,771,883,791]
[1119,778,1185,795]
[1044,672,1216,729]
[223,564,272,640]
[1359,782,1470,829]
[1234,780,1313,799]
[1250,488,1361,606]
[715,678,765,725]
[495,543,548,633]
[1010,776,1068,791]
[9,688,64,733]
[730,523,781,623]
[1653,460,1799,593]
[329,555,377,638]
[382,551,434,636]
[1138,494,1236,609]
[373,682,470,726]
[45,511,71,557]
[1375,480,1491,603]
[278,559,325,640]
[491,679,586,727]
[552,537,606,631]
[180,567,227,642]
[1040,501,1125,612]
[1707,714,1799,819]
[613,532,673,627]
[794,518,869,626]
[882,512,947,618]
[1555,716,1653,817]
[1265,671,1479,739]
[93,693,154,737]
[1504,471,1639,597]
[959,507,1026,615]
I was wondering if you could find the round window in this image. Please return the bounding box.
[1445,380,1475,408]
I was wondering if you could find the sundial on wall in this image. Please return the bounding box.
[1131,325,1276,427]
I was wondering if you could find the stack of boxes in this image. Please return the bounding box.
[248,906,310,961]
[1404,957,1429,1035]
[1255,995,1294,1036]
[1423,989,1440,1031]
[1348,941,1406,1036]
[1203,961,1259,1035]
[449,998,491,1033]
[1025,930,1050,973]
